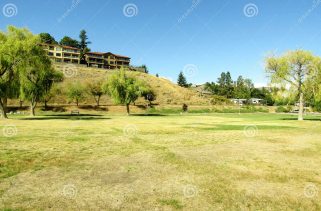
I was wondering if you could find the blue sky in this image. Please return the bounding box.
[1,0,321,86]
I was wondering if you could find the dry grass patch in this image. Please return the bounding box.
[0,113,321,210]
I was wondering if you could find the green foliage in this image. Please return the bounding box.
[210,95,231,105]
[86,80,104,106]
[275,105,292,113]
[177,71,188,87]
[19,44,60,116]
[39,33,57,44]
[217,71,234,98]
[79,30,91,64]
[59,36,79,48]
[142,89,156,106]
[312,101,321,112]
[42,72,64,108]
[103,69,150,114]
[233,76,253,99]
[265,50,320,120]
[0,26,42,118]
[66,82,85,106]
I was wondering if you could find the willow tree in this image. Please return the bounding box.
[0,26,36,118]
[19,45,60,116]
[265,50,319,120]
[103,69,149,115]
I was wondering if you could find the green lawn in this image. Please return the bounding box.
[0,113,321,210]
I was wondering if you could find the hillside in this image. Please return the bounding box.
[51,63,209,106]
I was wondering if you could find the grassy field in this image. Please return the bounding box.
[1,113,321,210]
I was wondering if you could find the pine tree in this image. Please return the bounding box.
[79,30,91,64]
[177,72,188,87]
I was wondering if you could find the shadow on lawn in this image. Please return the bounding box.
[19,114,111,121]
[281,117,321,121]
[130,114,166,117]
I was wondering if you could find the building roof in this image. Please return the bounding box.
[106,52,130,59]
[87,52,105,55]
[40,43,80,50]
[61,45,79,50]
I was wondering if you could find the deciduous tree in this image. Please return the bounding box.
[39,33,57,44]
[59,36,79,48]
[66,82,85,107]
[86,80,104,106]
[19,46,60,116]
[265,50,319,120]
[103,70,148,115]
[0,26,36,118]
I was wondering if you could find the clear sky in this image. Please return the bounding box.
[1,0,321,86]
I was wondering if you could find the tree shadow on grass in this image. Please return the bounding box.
[19,114,111,121]
[130,114,167,117]
[281,117,321,121]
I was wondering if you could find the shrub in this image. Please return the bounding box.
[276,106,292,113]
[210,95,231,105]
[182,104,188,112]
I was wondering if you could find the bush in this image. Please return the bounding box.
[210,95,231,105]
[182,104,188,112]
[276,106,292,113]
[312,101,321,112]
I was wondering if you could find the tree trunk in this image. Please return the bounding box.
[0,99,8,119]
[44,100,48,110]
[97,96,101,107]
[3,97,7,114]
[76,99,79,107]
[126,104,130,115]
[30,102,36,117]
[298,92,304,121]
[19,99,23,108]
[30,98,37,117]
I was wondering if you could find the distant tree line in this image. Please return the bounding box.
[203,71,274,105]
[176,71,274,105]
[175,50,321,120]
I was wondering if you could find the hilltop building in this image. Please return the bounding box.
[40,43,131,70]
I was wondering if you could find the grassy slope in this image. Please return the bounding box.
[1,113,321,210]
[52,63,209,106]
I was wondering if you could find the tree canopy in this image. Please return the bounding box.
[265,50,320,120]
[59,36,79,48]
[79,30,91,64]
[0,26,62,118]
[177,71,189,87]
[103,69,150,114]
[39,33,58,44]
